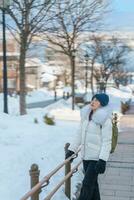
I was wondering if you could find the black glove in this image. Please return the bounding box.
[65,150,75,162]
[95,159,106,174]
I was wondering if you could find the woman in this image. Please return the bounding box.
[66,93,112,200]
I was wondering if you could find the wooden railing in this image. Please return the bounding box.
[20,144,82,200]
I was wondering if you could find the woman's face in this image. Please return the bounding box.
[90,97,101,111]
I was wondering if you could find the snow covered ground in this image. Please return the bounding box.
[0,86,133,200]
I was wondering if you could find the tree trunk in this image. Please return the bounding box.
[70,56,75,110]
[115,81,119,88]
[91,61,94,96]
[19,38,27,115]
[104,82,107,93]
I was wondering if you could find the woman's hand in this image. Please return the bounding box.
[95,159,106,174]
[65,150,75,162]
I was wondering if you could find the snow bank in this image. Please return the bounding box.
[26,89,54,103]
[0,111,80,200]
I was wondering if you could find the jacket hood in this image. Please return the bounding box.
[81,104,113,125]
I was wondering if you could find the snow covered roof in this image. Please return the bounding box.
[41,73,57,82]
[25,57,44,67]
[25,59,64,75]
[41,63,64,75]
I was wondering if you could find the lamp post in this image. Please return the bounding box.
[84,53,89,94]
[0,0,11,113]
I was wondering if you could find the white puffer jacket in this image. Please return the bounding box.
[69,105,112,161]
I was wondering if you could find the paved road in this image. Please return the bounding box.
[99,103,134,200]
[26,97,62,109]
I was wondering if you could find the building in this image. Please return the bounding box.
[0,36,20,93]
[0,34,42,92]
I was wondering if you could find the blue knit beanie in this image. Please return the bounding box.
[92,93,109,106]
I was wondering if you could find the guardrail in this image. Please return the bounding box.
[20,143,82,200]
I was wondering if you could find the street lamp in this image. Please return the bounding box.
[84,53,89,94]
[0,0,11,113]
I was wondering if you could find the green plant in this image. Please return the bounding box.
[43,114,55,125]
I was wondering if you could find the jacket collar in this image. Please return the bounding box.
[81,104,112,125]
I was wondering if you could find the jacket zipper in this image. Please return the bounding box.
[83,121,89,158]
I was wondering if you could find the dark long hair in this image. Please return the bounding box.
[89,110,93,121]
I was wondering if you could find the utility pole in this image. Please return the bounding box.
[2,6,8,113]
[0,0,12,113]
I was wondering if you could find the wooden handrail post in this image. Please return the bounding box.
[29,164,40,200]
[64,143,71,199]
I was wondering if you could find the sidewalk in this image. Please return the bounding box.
[99,103,134,200]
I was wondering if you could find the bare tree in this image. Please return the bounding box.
[42,0,109,109]
[80,43,99,95]
[89,35,131,92]
[113,69,130,88]
[5,0,55,114]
